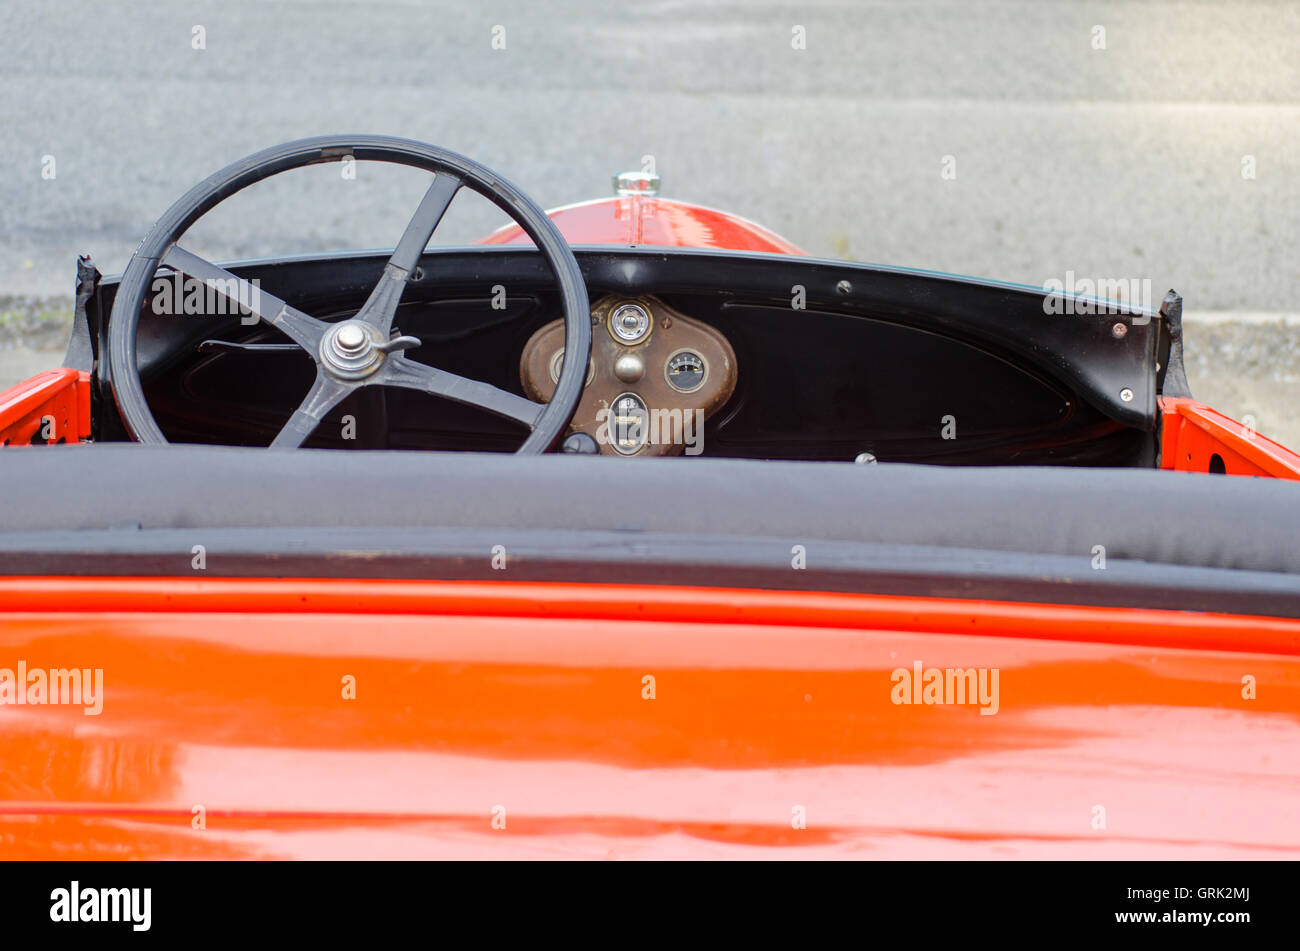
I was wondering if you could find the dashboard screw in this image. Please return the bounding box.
[1119,388,1135,402]
[836,280,852,295]
[1112,322,1127,338]
[853,452,877,465]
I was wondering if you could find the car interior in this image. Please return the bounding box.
[82,244,1166,466]
[3,136,1296,620]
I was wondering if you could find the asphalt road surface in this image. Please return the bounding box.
[1,0,1296,438]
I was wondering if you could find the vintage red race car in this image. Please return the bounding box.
[1,136,1298,859]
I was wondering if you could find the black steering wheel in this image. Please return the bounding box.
[107,135,591,453]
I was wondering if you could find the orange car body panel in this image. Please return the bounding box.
[1159,395,1300,480]
[2,579,1298,859]
[477,194,809,255]
[0,368,91,447]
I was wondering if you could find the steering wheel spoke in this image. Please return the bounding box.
[380,354,545,429]
[270,371,354,449]
[164,246,329,352]
[354,173,461,336]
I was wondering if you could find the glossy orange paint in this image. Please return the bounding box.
[2,579,1298,859]
[1159,396,1300,480]
[0,367,91,447]
[477,195,808,255]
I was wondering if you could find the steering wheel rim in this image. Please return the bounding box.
[106,134,591,454]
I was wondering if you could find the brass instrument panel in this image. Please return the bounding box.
[520,295,737,456]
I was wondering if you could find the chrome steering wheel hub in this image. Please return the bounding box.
[320,320,384,379]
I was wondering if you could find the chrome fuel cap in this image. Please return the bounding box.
[613,171,660,197]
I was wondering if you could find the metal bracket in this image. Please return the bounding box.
[1158,288,1193,399]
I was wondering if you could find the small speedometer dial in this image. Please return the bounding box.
[665,350,707,392]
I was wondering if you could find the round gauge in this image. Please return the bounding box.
[548,348,594,386]
[607,392,649,455]
[608,303,652,344]
[664,349,707,393]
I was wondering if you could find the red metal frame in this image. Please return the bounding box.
[2,576,1298,655]
[1159,396,1300,480]
[0,367,91,447]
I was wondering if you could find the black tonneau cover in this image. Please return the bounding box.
[3,446,1298,618]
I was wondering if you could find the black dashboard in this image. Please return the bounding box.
[79,245,1164,466]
